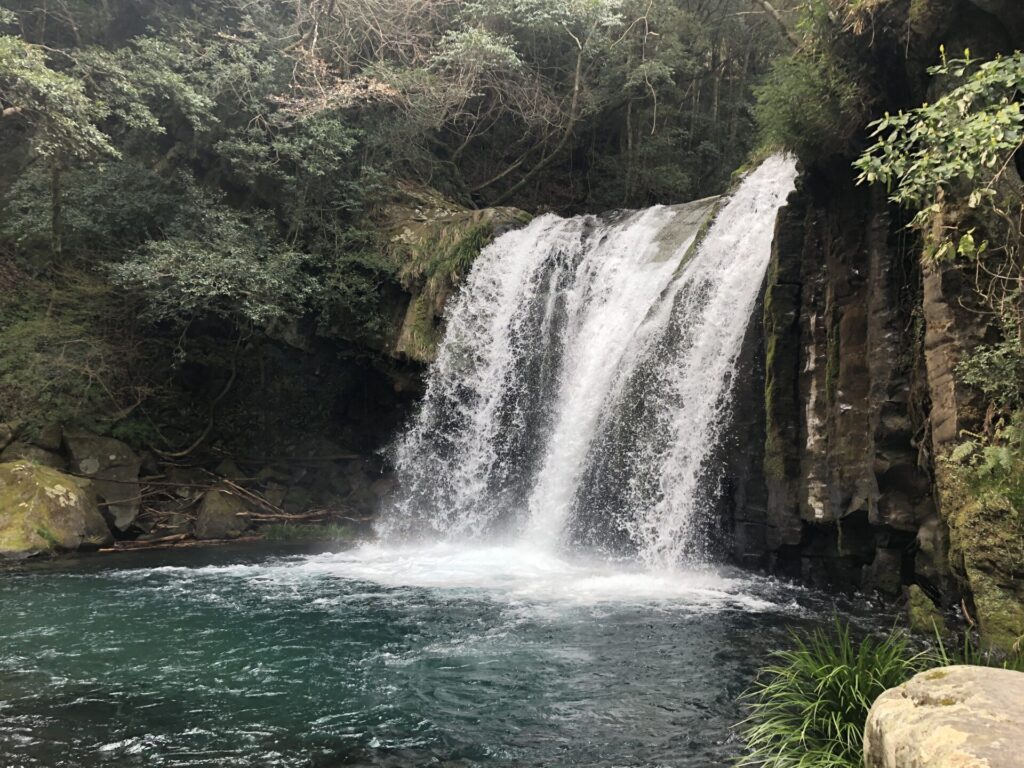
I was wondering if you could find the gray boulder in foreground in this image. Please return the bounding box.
[864,665,1024,768]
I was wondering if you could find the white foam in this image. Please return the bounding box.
[126,543,783,613]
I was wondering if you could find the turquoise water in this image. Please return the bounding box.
[1,542,856,767]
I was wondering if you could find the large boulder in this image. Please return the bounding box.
[63,433,142,532]
[0,461,113,557]
[864,665,1024,768]
[194,489,250,540]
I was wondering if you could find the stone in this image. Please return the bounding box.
[194,489,250,540]
[263,482,287,508]
[0,461,113,557]
[906,584,946,635]
[63,433,142,532]
[214,458,244,482]
[863,548,903,595]
[163,466,208,499]
[34,424,63,452]
[915,515,955,596]
[282,486,312,515]
[0,441,66,470]
[864,665,1024,768]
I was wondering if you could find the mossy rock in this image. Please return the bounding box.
[906,584,947,635]
[0,460,113,557]
[935,462,1024,652]
[0,441,66,470]
[385,191,531,363]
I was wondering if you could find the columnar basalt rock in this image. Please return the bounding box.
[750,0,1024,649]
[760,162,934,589]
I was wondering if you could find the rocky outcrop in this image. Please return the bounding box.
[864,665,1024,768]
[316,184,530,366]
[748,0,1024,649]
[935,464,1024,651]
[0,460,113,557]
[64,433,142,532]
[384,188,530,363]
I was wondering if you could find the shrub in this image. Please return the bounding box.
[945,411,1024,514]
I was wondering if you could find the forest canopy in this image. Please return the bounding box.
[0,0,793,440]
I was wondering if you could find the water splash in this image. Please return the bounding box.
[386,155,797,565]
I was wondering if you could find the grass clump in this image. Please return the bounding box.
[260,523,356,543]
[736,620,922,768]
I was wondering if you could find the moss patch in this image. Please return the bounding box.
[388,202,530,362]
[935,461,1024,652]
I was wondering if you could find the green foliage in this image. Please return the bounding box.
[856,51,1024,427]
[0,267,137,430]
[736,620,922,768]
[755,51,866,160]
[944,412,1024,513]
[956,341,1024,410]
[855,50,1024,225]
[110,187,315,326]
[931,624,1024,671]
[2,159,182,255]
[0,33,115,159]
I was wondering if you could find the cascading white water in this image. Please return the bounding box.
[385,155,797,566]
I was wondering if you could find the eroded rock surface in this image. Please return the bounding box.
[864,665,1024,768]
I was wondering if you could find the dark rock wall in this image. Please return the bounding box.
[757,162,935,593]
[744,0,1024,647]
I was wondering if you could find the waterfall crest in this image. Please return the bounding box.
[385,155,797,566]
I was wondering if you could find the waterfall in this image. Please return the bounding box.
[385,155,797,566]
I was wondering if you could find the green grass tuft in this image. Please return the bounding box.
[736,620,923,768]
[260,523,356,543]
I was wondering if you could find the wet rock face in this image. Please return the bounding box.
[864,665,1024,768]
[63,433,142,532]
[0,460,113,557]
[760,165,933,590]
